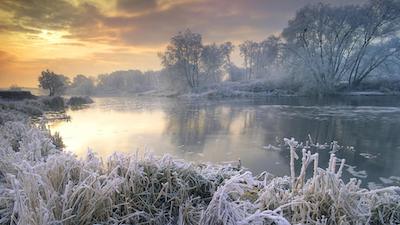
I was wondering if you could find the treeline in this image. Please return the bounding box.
[37,70,168,96]
[38,0,400,96]
[159,0,400,94]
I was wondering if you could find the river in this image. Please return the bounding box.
[49,96,400,188]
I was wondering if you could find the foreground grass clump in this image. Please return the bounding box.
[0,112,399,225]
[0,124,240,224]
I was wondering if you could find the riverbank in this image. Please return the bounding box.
[0,98,399,224]
[7,82,400,100]
[179,79,400,99]
[0,94,94,116]
[91,78,400,99]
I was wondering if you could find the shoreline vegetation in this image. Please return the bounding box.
[2,83,399,102]
[0,94,93,116]
[0,96,399,224]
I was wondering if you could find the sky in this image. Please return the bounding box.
[0,0,365,88]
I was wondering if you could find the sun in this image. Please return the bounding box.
[37,29,67,44]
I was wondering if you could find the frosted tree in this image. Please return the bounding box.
[347,0,400,87]
[70,74,95,96]
[220,41,234,66]
[201,42,234,83]
[254,36,282,78]
[282,0,400,92]
[159,29,203,89]
[227,64,246,81]
[239,36,282,80]
[96,70,155,93]
[38,69,70,96]
[239,40,258,80]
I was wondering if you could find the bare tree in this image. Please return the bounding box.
[255,36,281,78]
[347,0,400,87]
[201,42,234,83]
[239,41,257,80]
[282,0,400,92]
[220,41,234,66]
[239,36,281,80]
[159,29,203,89]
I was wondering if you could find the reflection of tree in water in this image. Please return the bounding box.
[162,101,262,151]
[161,99,400,184]
[162,96,400,153]
[163,103,231,152]
[236,109,257,133]
[168,105,209,148]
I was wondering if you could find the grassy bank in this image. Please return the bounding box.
[136,79,400,100]
[0,95,93,117]
[0,101,399,225]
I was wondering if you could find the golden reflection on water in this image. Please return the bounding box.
[48,98,287,176]
[50,108,168,157]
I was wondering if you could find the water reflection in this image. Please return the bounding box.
[49,96,400,187]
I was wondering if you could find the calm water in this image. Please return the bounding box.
[50,96,400,188]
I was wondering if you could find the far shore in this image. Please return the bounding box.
[1,87,399,103]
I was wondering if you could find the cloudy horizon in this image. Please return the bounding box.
[0,0,365,88]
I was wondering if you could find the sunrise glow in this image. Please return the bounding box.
[0,0,366,87]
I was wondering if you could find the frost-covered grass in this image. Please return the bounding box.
[0,99,44,117]
[0,95,94,119]
[67,96,94,107]
[0,96,67,117]
[181,79,296,99]
[0,110,399,224]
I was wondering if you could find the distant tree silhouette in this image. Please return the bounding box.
[38,70,69,96]
[70,74,95,96]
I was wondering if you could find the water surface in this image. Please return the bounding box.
[50,96,400,188]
